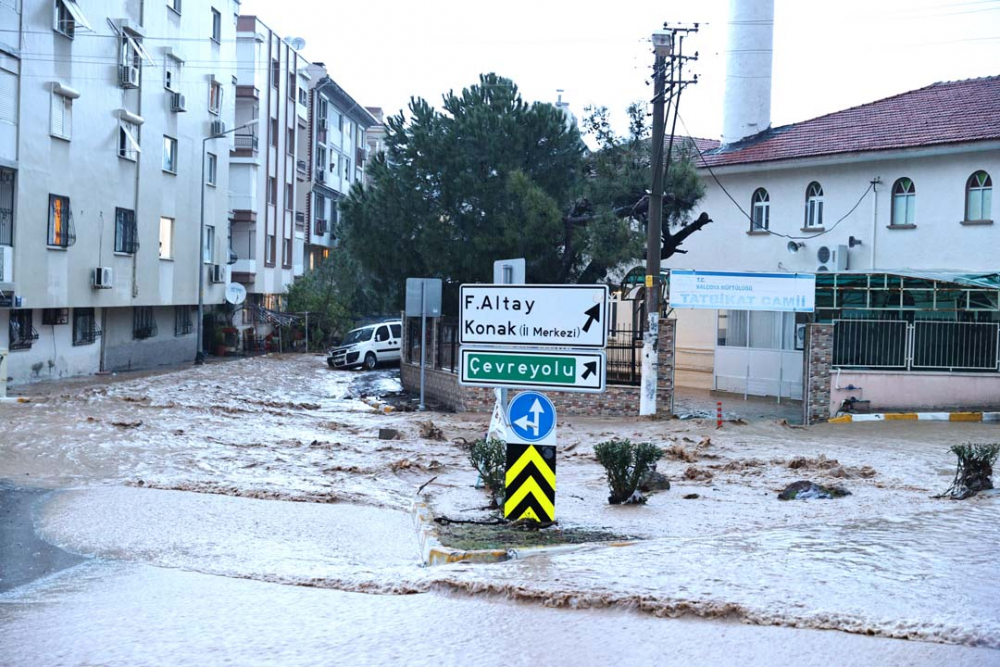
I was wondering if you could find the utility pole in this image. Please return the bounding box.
[640,25,699,417]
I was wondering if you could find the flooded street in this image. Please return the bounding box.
[1,355,998,665]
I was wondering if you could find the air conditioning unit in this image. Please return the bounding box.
[210,120,226,136]
[171,92,187,112]
[816,244,849,272]
[209,264,225,283]
[119,65,140,89]
[0,245,12,286]
[92,267,113,289]
[317,118,328,132]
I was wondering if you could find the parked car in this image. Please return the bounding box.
[327,321,402,370]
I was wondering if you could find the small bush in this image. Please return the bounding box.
[942,442,999,499]
[594,439,663,504]
[469,438,507,508]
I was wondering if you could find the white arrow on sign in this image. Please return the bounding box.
[513,398,545,436]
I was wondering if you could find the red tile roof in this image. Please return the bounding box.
[698,75,1000,168]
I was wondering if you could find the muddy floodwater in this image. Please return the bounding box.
[1,355,998,666]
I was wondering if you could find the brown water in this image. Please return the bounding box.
[1,355,998,663]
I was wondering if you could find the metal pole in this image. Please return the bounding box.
[195,136,208,365]
[419,282,427,411]
[499,264,513,410]
[640,49,668,416]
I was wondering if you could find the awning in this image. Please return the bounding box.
[59,0,93,32]
[891,272,1000,290]
[125,34,156,66]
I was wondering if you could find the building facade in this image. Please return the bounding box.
[1,0,238,384]
[298,63,376,274]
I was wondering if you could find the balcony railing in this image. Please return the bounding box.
[315,219,327,236]
[234,134,259,151]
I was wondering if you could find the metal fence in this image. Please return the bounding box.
[833,319,1000,372]
[606,327,643,386]
[437,320,459,371]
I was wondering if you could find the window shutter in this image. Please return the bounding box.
[0,70,16,125]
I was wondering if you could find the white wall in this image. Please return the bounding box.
[2,308,102,384]
[830,369,1000,415]
[670,145,1000,275]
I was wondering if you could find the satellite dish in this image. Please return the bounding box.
[817,246,832,264]
[787,241,804,254]
[284,36,306,51]
[225,282,247,305]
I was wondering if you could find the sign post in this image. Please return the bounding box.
[503,391,557,522]
[405,277,443,411]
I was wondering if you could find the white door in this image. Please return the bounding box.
[373,325,398,362]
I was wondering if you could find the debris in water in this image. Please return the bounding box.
[638,464,671,492]
[683,466,714,482]
[418,421,445,441]
[111,421,142,429]
[683,493,700,499]
[938,442,999,499]
[778,480,851,500]
[664,444,698,463]
[378,428,400,440]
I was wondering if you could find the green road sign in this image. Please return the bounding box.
[459,348,605,393]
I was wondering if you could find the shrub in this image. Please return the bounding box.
[469,438,507,508]
[941,442,999,499]
[594,438,663,504]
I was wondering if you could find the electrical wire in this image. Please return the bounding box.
[676,112,875,241]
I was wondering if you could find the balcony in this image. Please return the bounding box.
[232,133,259,157]
[236,85,260,100]
[232,258,257,276]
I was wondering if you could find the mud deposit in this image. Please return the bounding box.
[1,355,998,664]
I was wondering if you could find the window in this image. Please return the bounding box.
[267,177,277,204]
[390,323,401,339]
[133,307,157,340]
[298,87,307,106]
[164,59,179,91]
[118,121,140,160]
[271,59,280,89]
[375,326,390,342]
[162,135,177,173]
[966,171,992,222]
[751,188,769,231]
[174,306,193,336]
[209,80,223,115]
[357,127,364,146]
[48,194,74,247]
[73,308,100,346]
[42,308,69,325]
[9,310,38,351]
[114,207,137,254]
[210,8,221,42]
[285,183,293,210]
[344,157,351,179]
[206,152,217,186]
[265,234,275,264]
[203,225,215,263]
[54,0,93,38]
[287,70,294,100]
[314,192,325,221]
[286,127,294,155]
[804,181,824,228]
[891,178,916,226]
[318,99,328,120]
[50,90,72,140]
[159,217,174,259]
[270,118,278,147]
[338,114,344,132]
[120,33,153,69]
[0,70,17,127]
[316,145,327,170]
[283,237,292,265]
[168,0,181,14]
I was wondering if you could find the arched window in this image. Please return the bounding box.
[751,188,769,230]
[891,178,916,226]
[966,171,992,222]
[804,182,824,228]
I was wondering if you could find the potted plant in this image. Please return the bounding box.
[213,329,227,357]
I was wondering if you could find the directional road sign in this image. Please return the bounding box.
[459,348,606,393]
[504,444,556,523]
[460,284,609,349]
[506,391,556,444]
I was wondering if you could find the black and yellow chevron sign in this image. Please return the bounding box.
[504,444,556,522]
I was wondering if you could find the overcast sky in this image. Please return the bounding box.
[241,0,1000,141]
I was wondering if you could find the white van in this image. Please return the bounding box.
[327,321,402,370]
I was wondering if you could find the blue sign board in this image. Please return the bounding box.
[507,391,556,444]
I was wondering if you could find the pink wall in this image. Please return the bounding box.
[829,370,1000,415]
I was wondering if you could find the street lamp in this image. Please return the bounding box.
[195,117,260,365]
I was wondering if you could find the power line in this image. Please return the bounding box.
[676,112,875,241]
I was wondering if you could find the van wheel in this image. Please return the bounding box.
[364,353,377,370]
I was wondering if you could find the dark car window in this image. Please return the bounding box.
[390,324,401,339]
[375,326,390,342]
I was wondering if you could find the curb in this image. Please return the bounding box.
[410,499,637,567]
[830,411,1000,423]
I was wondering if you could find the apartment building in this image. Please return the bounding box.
[298,63,377,273]
[363,106,386,187]
[229,16,307,338]
[0,0,238,384]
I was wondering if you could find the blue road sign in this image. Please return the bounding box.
[507,391,556,443]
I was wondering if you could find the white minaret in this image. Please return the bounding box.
[722,0,774,145]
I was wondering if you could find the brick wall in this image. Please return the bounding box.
[401,316,675,418]
[803,323,833,424]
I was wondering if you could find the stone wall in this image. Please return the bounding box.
[803,323,833,425]
[401,316,675,418]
